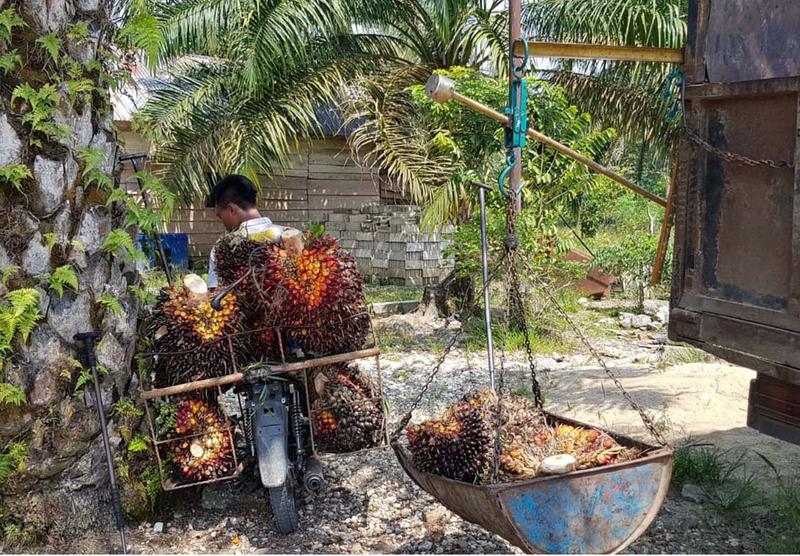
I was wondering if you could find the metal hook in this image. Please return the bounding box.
[512,38,529,80]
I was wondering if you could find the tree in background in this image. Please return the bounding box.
[0,0,150,544]
[523,0,688,165]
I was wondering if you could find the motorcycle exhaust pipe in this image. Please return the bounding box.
[303,457,325,493]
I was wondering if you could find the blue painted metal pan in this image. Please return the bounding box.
[393,414,672,554]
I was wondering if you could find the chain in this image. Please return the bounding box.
[504,201,544,409]
[523,263,669,446]
[683,128,794,169]
[677,76,793,169]
[390,255,508,442]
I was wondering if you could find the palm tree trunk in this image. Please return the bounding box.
[0,0,138,545]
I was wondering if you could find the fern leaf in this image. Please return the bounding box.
[97,293,123,316]
[101,229,137,259]
[0,8,26,41]
[127,434,151,453]
[48,265,79,298]
[1,266,20,288]
[35,32,61,65]
[76,147,105,175]
[0,50,21,74]
[0,383,26,406]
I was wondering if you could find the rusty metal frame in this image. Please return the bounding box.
[670,0,800,444]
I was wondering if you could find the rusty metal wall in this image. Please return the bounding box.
[671,0,800,444]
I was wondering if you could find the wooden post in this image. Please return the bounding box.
[651,162,679,286]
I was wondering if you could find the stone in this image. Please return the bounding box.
[96,332,129,393]
[418,541,433,552]
[89,132,117,174]
[54,106,93,151]
[74,207,111,253]
[153,522,164,533]
[21,233,51,276]
[618,312,635,328]
[681,484,706,503]
[631,314,653,329]
[25,0,73,31]
[48,291,93,343]
[0,114,23,166]
[32,156,77,216]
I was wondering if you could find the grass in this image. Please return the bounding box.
[659,345,716,368]
[364,284,422,305]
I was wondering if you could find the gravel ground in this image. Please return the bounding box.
[68,303,800,554]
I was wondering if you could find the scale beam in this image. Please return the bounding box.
[425,75,667,207]
[520,41,685,64]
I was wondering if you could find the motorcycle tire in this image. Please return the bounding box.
[268,482,298,534]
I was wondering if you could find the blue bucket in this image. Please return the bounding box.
[137,233,189,270]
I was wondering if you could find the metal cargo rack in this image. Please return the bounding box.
[138,313,388,489]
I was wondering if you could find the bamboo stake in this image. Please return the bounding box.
[429,80,667,207]
[650,162,679,285]
[520,42,685,64]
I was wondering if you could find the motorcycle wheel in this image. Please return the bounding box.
[268,482,298,534]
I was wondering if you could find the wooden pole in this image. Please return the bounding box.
[448,90,667,207]
[650,162,679,286]
[520,42,685,64]
[140,347,381,400]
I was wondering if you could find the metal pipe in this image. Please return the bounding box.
[123,154,174,285]
[424,75,667,207]
[74,332,128,554]
[509,0,523,213]
[520,41,685,64]
[474,183,496,389]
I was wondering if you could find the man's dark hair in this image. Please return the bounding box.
[206,174,258,209]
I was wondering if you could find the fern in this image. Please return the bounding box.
[0,8,26,42]
[0,164,32,192]
[11,83,68,144]
[132,171,177,220]
[70,239,86,253]
[127,434,151,453]
[67,21,90,43]
[1,266,20,288]
[47,265,79,298]
[0,50,21,74]
[74,369,93,392]
[77,147,105,175]
[65,79,95,105]
[65,57,83,79]
[117,9,163,69]
[0,442,27,485]
[35,32,61,65]
[0,383,26,406]
[0,289,41,356]
[101,229,139,260]
[114,397,143,418]
[42,232,60,250]
[97,293,123,316]
[128,284,155,306]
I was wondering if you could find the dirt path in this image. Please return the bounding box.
[65,307,800,554]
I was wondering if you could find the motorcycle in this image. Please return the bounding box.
[234,364,325,534]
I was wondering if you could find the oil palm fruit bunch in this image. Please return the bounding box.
[406,389,499,483]
[309,364,384,452]
[406,389,641,483]
[149,275,245,386]
[213,234,269,313]
[255,234,369,355]
[165,398,234,482]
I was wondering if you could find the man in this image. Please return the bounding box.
[205,174,287,289]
